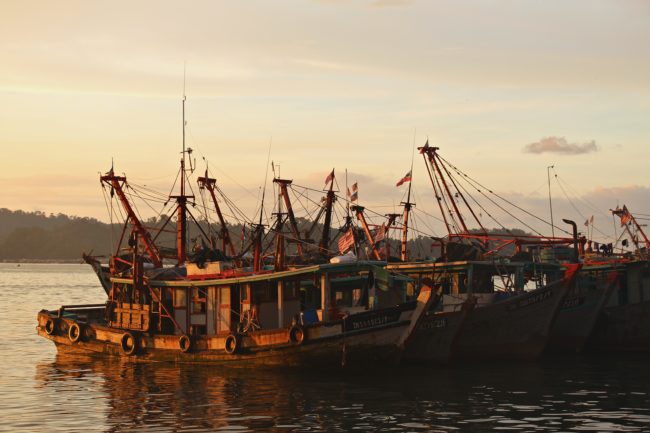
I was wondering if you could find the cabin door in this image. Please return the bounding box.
[217,286,231,334]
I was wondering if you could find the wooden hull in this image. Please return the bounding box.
[37,286,433,369]
[547,272,616,354]
[402,309,468,364]
[588,301,650,353]
[454,281,569,361]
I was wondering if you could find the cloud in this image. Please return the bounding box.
[523,136,599,155]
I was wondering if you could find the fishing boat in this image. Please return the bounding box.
[36,96,433,368]
[587,206,650,352]
[376,144,581,361]
[544,246,618,354]
[37,260,433,367]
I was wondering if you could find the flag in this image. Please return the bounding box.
[620,205,632,227]
[324,169,335,186]
[349,182,358,202]
[396,170,412,187]
[584,218,589,227]
[419,139,430,154]
[338,228,355,254]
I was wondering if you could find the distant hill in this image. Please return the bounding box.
[0,209,114,261]
[0,208,531,261]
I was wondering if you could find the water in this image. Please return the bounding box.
[1,263,650,432]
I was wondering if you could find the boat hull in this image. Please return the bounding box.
[36,288,433,369]
[454,281,568,361]
[588,301,650,352]
[402,309,469,364]
[547,271,617,354]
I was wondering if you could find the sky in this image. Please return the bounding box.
[1,0,649,244]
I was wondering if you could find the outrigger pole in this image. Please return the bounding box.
[273,178,303,257]
[613,205,650,255]
[100,171,163,268]
[197,170,237,257]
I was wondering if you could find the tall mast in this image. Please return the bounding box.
[429,147,469,233]
[319,169,336,255]
[170,88,194,265]
[400,144,416,261]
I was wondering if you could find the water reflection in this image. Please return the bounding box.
[33,353,650,432]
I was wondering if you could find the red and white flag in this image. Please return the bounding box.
[396,170,412,187]
[324,169,335,186]
[338,228,356,254]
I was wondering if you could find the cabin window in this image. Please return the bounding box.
[352,288,362,305]
[174,288,187,308]
[335,291,344,305]
[283,280,299,300]
[191,287,207,314]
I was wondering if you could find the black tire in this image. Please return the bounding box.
[179,334,192,353]
[289,325,305,345]
[68,322,82,343]
[45,318,57,335]
[120,332,138,356]
[224,334,239,355]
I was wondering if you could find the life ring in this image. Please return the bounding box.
[45,317,57,335]
[289,325,305,345]
[120,332,138,356]
[179,334,192,353]
[224,334,239,355]
[68,322,82,343]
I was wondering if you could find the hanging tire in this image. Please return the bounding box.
[68,322,82,343]
[289,325,305,345]
[120,332,138,356]
[45,317,57,335]
[179,334,192,353]
[224,334,239,355]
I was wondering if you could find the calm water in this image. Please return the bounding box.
[1,263,650,432]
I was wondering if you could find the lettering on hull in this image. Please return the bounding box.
[419,317,448,331]
[345,310,401,332]
[507,289,553,311]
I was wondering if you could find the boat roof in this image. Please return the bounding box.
[112,260,388,287]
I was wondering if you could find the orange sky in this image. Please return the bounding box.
[1,0,649,241]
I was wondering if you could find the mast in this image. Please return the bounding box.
[197,172,237,257]
[169,92,194,265]
[429,147,469,233]
[319,169,336,255]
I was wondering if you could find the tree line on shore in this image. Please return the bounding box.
[0,208,524,261]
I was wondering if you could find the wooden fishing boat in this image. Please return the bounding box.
[587,259,650,352]
[584,207,650,352]
[36,94,437,368]
[546,258,617,354]
[37,260,433,368]
[390,260,577,361]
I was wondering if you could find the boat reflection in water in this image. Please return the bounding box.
[34,350,650,432]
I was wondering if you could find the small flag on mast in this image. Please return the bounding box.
[324,169,335,186]
[348,182,358,202]
[396,170,412,187]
